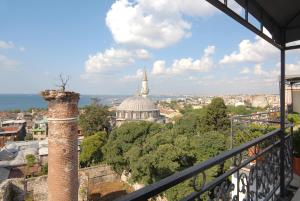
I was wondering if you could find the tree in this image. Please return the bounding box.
[173,108,205,134]
[227,105,265,115]
[80,131,108,167]
[57,74,69,92]
[102,120,228,200]
[233,123,277,147]
[102,121,162,173]
[203,97,230,131]
[79,104,111,136]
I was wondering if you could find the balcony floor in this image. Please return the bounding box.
[291,174,300,201]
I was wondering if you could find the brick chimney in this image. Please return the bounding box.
[41,90,80,201]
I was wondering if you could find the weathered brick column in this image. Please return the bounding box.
[41,90,80,201]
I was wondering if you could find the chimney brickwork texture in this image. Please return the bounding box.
[41,90,80,201]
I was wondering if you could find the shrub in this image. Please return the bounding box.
[25,154,36,167]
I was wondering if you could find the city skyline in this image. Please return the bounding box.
[0,0,300,95]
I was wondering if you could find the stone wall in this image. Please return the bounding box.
[26,176,48,201]
[0,173,88,201]
[79,164,120,188]
[0,178,25,201]
[0,164,118,201]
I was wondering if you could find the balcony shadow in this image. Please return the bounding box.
[89,190,128,201]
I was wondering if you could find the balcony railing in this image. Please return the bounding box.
[116,124,294,201]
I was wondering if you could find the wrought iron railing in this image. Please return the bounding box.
[116,125,293,201]
[230,111,281,149]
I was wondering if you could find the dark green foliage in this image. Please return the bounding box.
[100,98,233,200]
[80,131,108,167]
[179,104,194,114]
[293,128,300,157]
[41,163,48,175]
[234,124,277,147]
[288,113,300,125]
[79,104,111,136]
[25,154,36,167]
[102,121,164,174]
[103,120,228,200]
[24,134,33,141]
[203,98,230,131]
[227,105,264,115]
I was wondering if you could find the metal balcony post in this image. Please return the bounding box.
[279,43,286,198]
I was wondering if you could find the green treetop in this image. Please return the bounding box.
[80,131,108,167]
[79,104,111,136]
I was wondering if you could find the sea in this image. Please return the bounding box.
[0,94,176,111]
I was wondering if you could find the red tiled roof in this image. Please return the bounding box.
[1,127,20,132]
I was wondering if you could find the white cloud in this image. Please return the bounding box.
[152,60,167,75]
[135,49,151,59]
[152,46,215,75]
[220,36,278,64]
[0,41,14,49]
[286,61,300,75]
[85,48,134,73]
[106,0,216,49]
[253,64,268,76]
[84,47,152,77]
[0,54,19,70]
[123,68,144,81]
[252,64,279,80]
[240,67,250,74]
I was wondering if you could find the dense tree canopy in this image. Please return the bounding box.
[102,98,231,200]
[80,131,108,167]
[79,104,111,136]
[80,97,275,200]
[227,105,264,115]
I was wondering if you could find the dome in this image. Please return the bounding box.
[118,96,158,111]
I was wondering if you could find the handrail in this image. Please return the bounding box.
[115,124,295,201]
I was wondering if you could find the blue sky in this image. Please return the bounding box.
[0,0,299,95]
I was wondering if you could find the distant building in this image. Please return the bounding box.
[285,76,300,113]
[32,118,48,140]
[159,108,183,123]
[116,70,164,126]
[0,126,26,148]
[0,119,26,128]
[0,139,81,172]
[250,95,269,108]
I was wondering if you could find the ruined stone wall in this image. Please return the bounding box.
[80,164,120,187]
[0,173,88,201]
[26,176,48,201]
[0,178,25,201]
[0,165,119,201]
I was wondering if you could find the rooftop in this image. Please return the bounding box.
[117,96,158,112]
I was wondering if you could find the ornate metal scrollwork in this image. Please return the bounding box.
[184,134,292,201]
[210,181,235,201]
[193,171,206,192]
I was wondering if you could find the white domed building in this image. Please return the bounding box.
[116,70,164,126]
